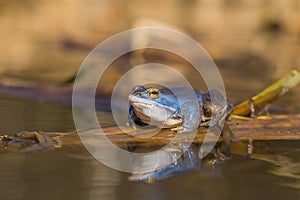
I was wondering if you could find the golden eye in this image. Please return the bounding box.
[148,88,160,99]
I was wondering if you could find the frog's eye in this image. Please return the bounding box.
[148,88,160,99]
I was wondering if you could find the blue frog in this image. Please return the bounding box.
[128,85,232,133]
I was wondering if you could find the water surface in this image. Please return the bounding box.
[0,94,299,200]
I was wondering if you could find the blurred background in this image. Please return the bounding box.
[1,2,300,199]
[0,0,300,110]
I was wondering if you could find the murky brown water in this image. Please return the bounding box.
[0,88,300,200]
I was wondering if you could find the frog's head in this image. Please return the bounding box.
[128,85,182,128]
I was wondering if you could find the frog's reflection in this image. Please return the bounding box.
[128,140,300,187]
[127,142,229,183]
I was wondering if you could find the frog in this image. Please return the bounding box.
[128,85,232,133]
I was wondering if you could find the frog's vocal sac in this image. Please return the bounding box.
[128,85,232,133]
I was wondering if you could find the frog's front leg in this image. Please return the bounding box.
[177,102,201,133]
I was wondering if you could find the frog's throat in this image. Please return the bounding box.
[134,108,182,128]
[129,96,182,127]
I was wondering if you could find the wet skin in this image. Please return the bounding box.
[128,85,232,133]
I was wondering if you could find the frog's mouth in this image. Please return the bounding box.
[128,95,177,112]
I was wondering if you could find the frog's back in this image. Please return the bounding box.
[159,87,203,105]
